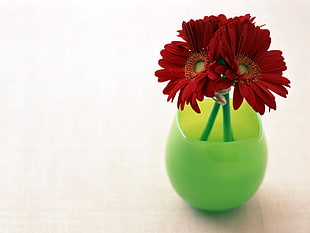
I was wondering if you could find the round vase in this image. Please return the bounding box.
[165,99,268,212]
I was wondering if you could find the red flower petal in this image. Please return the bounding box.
[155,69,174,82]
[237,82,265,114]
[155,69,185,82]
[260,73,290,87]
[208,62,227,80]
[244,87,265,115]
[190,99,201,113]
[257,80,288,97]
[158,59,184,69]
[258,50,287,74]
[182,17,222,52]
[207,70,219,80]
[252,93,266,115]
[248,83,276,110]
[233,85,243,110]
[164,79,189,102]
[164,42,190,58]
[238,82,250,97]
[215,78,234,91]
[203,79,218,97]
[160,49,188,65]
[179,74,205,103]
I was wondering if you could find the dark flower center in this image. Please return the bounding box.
[185,52,209,80]
[236,55,261,83]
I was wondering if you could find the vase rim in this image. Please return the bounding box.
[176,103,264,144]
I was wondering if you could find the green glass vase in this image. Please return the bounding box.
[165,99,268,212]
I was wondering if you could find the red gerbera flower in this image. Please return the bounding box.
[155,15,226,113]
[217,15,290,114]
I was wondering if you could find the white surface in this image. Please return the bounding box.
[0,0,309,232]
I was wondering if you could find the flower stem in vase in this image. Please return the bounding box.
[222,93,233,141]
[200,102,220,141]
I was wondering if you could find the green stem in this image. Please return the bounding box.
[200,102,220,141]
[222,94,233,142]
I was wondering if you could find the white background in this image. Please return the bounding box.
[0,0,309,232]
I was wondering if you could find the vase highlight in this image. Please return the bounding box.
[165,99,268,212]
